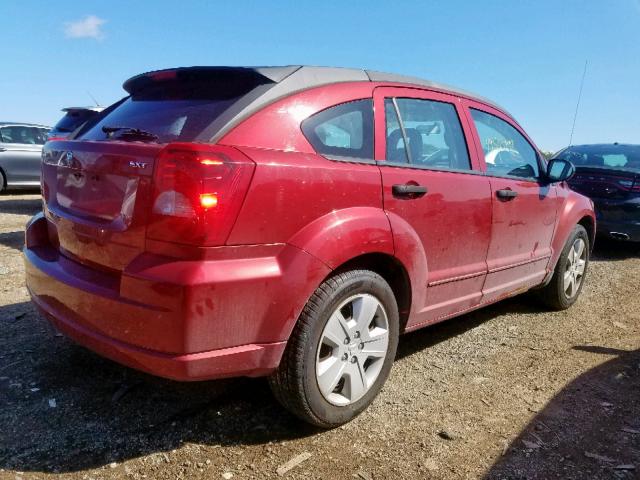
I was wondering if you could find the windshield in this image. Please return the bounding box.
[556,145,640,171]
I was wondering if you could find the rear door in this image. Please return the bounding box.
[374,87,492,326]
[464,103,557,302]
[0,125,46,186]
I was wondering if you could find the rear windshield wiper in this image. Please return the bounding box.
[101,125,159,142]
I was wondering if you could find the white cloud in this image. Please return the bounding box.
[64,15,106,40]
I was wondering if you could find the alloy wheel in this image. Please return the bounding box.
[315,294,390,406]
[563,237,587,299]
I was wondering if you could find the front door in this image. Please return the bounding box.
[465,104,558,303]
[374,87,492,327]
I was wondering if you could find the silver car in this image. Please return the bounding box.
[0,122,50,192]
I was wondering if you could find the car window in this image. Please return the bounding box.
[470,109,539,179]
[385,98,471,171]
[301,99,374,159]
[0,126,48,145]
[385,99,407,162]
[556,146,640,171]
[53,111,98,133]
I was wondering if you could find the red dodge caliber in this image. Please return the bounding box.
[25,66,595,426]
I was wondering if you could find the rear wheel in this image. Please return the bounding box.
[269,270,399,427]
[538,224,589,310]
[0,170,5,193]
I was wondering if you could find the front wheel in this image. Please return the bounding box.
[537,224,590,310]
[269,270,399,427]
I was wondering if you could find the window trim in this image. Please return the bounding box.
[375,160,486,176]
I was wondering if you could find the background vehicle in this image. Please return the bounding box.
[24,66,594,426]
[555,143,640,241]
[0,122,50,192]
[47,106,104,140]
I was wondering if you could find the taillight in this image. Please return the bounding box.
[147,143,255,246]
[618,178,640,192]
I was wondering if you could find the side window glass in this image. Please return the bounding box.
[0,127,13,143]
[301,99,373,159]
[470,109,540,179]
[0,126,41,145]
[386,98,471,170]
[33,128,49,145]
[385,98,408,163]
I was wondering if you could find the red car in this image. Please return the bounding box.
[24,66,595,427]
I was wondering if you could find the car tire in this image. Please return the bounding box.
[269,270,399,428]
[537,224,590,310]
[0,170,5,193]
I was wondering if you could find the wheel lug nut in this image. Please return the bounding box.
[344,338,350,345]
[350,357,357,363]
[354,331,360,339]
[341,353,348,361]
[358,342,364,349]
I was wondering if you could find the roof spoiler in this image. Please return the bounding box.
[122,66,301,94]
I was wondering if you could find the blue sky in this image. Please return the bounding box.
[1,0,639,151]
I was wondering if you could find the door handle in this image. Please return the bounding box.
[496,188,518,200]
[392,184,428,198]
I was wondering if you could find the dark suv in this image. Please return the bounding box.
[25,66,594,426]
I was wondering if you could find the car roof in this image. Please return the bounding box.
[61,106,105,113]
[0,122,50,128]
[123,66,514,142]
[566,143,640,149]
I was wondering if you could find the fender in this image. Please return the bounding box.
[545,187,596,282]
[288,207,429,330]
[287,206,395,269]
[384,211,429,328]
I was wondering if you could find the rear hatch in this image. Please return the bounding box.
[569,166,640,224]
[42,141,162,271]
[41,67,282,272]
[569,166,640,200]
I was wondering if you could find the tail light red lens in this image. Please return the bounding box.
[147,143,255,246]
[618,178,640,192]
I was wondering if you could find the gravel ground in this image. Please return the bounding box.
[0,192,638,480]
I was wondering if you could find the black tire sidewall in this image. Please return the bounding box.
[301,272,399,426]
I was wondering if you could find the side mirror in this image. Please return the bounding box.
[546,158,575,183]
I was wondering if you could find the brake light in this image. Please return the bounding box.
[147,143,255,246]
[618,178,640,192]
[199,193,218,208]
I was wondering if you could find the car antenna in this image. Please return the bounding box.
[568,60,588,146]
[86,90,100,107]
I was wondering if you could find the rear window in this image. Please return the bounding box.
[53,111,98,133]
[556,145,640,171]
[79,98,238,143]
[78,72,270,143]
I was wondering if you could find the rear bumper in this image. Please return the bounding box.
[594,203,640,242]
[29,286,286,381]
[24,213,329,381]
[596,219,640,242]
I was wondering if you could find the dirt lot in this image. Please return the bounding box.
[0,192,638,480]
